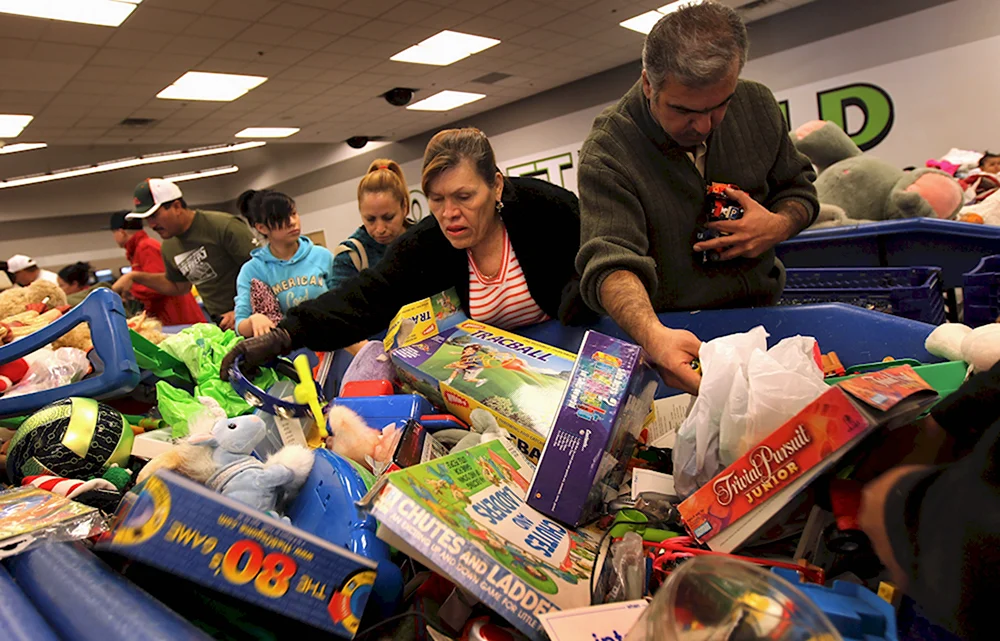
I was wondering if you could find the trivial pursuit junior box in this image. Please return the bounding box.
[98,471,378,637]
[390,320,575,463]
[527,331,659,527]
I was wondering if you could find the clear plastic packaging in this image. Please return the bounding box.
[627,556,841,641]
[0,486,107,559]
[5,347,89,397]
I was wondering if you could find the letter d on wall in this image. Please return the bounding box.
[817,83,894,152]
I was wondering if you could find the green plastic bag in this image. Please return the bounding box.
[156,381,209,438]
[130,329,192,383]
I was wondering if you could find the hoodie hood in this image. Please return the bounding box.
[250,236,314,265]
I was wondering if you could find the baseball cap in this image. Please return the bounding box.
[7,254,37,273]
[126,178,183,219]
[109,211,143,231]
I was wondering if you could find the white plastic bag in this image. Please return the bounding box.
[673,329,828,498]
[5,347,89,397]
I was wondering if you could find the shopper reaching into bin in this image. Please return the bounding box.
[575,1,818,394]
[112,178,257,330]
[220,127,594,380]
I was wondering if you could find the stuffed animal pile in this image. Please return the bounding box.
[792,120,965,229]
[0,280,94,351]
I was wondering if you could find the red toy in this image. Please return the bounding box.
[0,357,28,394]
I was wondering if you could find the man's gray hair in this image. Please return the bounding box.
[642,1,749,92]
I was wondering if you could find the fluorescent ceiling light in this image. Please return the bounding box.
[0,142,46,155]
[165,165,239,182]
[157,71,268,102]
[620,0,704,34]
[235,127,299,139]
[407,90,486,112]
[0,0,142,28]
[0,114,33,138]
[391,30,500,66]
[0,141,264,189]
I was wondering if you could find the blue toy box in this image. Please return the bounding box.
[527,331,659,527]
[99,470,379,637]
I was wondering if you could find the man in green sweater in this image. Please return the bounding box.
[576,1,818,394]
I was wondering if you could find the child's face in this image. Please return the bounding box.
[983,156,1000,174]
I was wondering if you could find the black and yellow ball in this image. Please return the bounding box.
[6,398,133,485]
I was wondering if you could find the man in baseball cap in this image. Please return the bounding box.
[6,254,58,287]
[114,178,257,330]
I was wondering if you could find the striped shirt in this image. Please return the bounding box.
[467,227,551,329]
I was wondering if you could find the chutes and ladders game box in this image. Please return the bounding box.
[677,365,938,552]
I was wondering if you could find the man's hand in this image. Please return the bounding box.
[219,311,236,331]
[859,464,930,589]
[644,324,702,394]
[220,327,293,381]
[112,272,135,295]
[693,188,796,260]
[249,313,276,337]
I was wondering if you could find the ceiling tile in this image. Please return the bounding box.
[520,6,569,28]
[352,20,411,41]
[322,35,383,56]
[29,42,98,64]
[386,1,446,24]
[508,29,576,50]
[540,11,614,37]
[417,8,477,30]
[194,57,252,74]
[276,66,333,81]
[185,16,252,39]
[383,24,440,46]
[260,4,328,28]
[0,60,78,92]
[337,0,405,18]
[235,23,298,46]
[150,0,216,12]
[40,22,114,47]
[453,16,530,40]
[167,35,227,57]
[239,61,293,77]
[331,56,382,73]
[105,29,175,52]
[89,48,156,69]
[280,30,339,51]
[207,0,280,21]
[310,13,370,35]
[122,7,200,34]
[0,15,48,41]
[298,51,348,69]
[143,52,208,72]
[215,41,266,61]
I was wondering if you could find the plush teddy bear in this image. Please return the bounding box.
[792,120,965,229]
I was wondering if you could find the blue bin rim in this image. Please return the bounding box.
[964,255,1000,279]
[784,266,942,290]
[784,218,1000,243]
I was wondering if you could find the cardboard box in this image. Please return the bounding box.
[677,365,938,552]
[98,471,378,637]
[390,319,576,463]
[526,331,659,527]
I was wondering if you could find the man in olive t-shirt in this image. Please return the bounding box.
[113,178,257,329]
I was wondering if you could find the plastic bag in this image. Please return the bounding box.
[674,329,828,498]
[5,347,90,397]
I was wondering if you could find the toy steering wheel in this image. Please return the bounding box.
[227,354,327,419]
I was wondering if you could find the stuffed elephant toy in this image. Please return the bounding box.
[792,120,964,229]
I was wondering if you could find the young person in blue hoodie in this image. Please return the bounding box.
[330,159,411,287]
[234,189,334,338]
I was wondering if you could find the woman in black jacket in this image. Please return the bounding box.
[221,127,593,377]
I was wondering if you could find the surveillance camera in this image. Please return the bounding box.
[346,136,369,149]
[383,87,415,107]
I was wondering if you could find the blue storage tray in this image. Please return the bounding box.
[780,266,946,325]
[963,255,1000,326]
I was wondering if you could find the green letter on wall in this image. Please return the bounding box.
[816,83,894,151]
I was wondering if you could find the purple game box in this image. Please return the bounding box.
[526,331,660,528]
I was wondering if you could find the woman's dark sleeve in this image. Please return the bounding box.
[278,219,454,351]
[930,360,1000,452]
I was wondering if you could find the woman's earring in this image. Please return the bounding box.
[495,200,504,213]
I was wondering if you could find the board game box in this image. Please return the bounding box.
[365,439,600,640]
[390,318,575,463]
[527,331,659,528]
[98,470,378,637]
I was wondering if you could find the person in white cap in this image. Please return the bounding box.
[6,254,58,287]
[112,178,257,330]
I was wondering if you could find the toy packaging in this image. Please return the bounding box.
[371,418,449,476]
[99,470,378,637]
[390,313,575,463]
[0,486,106,559]
[366,439,600,641]
[678,365,938,552]
[383,287,464,351]
[527,331,659,528]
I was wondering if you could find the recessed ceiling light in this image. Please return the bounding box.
[0,142,46,155]
[0,0,142,28]
[157,71,268,102]
[0,141,264,189]
[620,0,704,35]
[0,114,33,138]
[391,30,500,66]
[235,127,300,139]
[407,90,486,112]
[165,165,239,182]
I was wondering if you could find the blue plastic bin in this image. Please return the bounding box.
[781,266,946,325]
[963,255,1000,326]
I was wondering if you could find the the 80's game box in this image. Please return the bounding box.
[98,471,378,637]
[390,317,575,463]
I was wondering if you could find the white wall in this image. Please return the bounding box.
[290,0,999,244]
